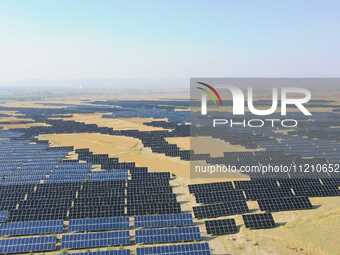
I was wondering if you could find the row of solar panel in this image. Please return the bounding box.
[193,196,314,219]
[205,213,276,235]
[0,213,193,236]
[190,178,340,193]
[0,236,211,254]
[194,186,340,204]
[0,226,202,251]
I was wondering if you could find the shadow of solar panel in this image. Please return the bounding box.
[195,190,245,204]
[205,219,238,235]
[135,226,201,244]
[0,219,64,236]
[193,200,249,219]
[61,231,130,249]
[135,213,193,228]
[65,250,130,255]
[0,236,57,254]
[242,213,276,229]
[257,196,313,212]
[136,242,211,255]
[69,216,129,232]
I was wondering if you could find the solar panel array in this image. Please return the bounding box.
[135,213,193,228]
[193,200,249,219]
[66,251,130,255]
[0,219,63,236]
[189,182,234,194]
[205,219,238,235]
[69,180,126,219]
[0,236,57,254]
[258,196,313,212]
[243,187,294,200]
[135,226,201,244]
[0,210,8,222]
[69,216,129,232]
[61,231,131,249]
[136,242,211,255]
[242,213,276,229]
[3,98,340,251]
[0,130,210,254]
[195,190,245,204]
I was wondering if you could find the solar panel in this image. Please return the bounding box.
[65,250,130,255]
[257,196,313,212]
[128,193,177,205]
[0,219,64,236]
[135,213,193,228]
[234,179,279,190]
[193,200,249,219]
[242,213,276,229]
[244,187,294,200]
[136,242,211,255]
[278,178,321,188]
[69,207,126,219]
[69,216,129,232]
[205,218,238,235]
[0,210,8,222]
[195,190,245,204]
[0,236,57,254]
[128,179,170,187]
[127,186,173,194]
[61,231,130,249]
[189,182,234,194]
[135,226,201,244]
[127,203,181,216]
[292,185,340,197]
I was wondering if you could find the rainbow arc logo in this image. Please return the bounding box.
[196,82,223,106]
[196,82,223,115]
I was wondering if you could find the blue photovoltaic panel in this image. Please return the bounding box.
[0,236,57,254]
[61,231,130,249]
[0,211,8,222]
[64,250,130,255]
[135,226,201,244]
[135,213,193,228]
[136,242,211,255]
[0,220,64,236]
[69,216,129,232]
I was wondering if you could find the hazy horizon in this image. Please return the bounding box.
[1,1,340,88]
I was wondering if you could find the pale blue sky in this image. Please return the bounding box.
[0,1,339,87]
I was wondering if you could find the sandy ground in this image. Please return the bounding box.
[53,113,169,131]
[0,99,90,109]
[0,116,33,123]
